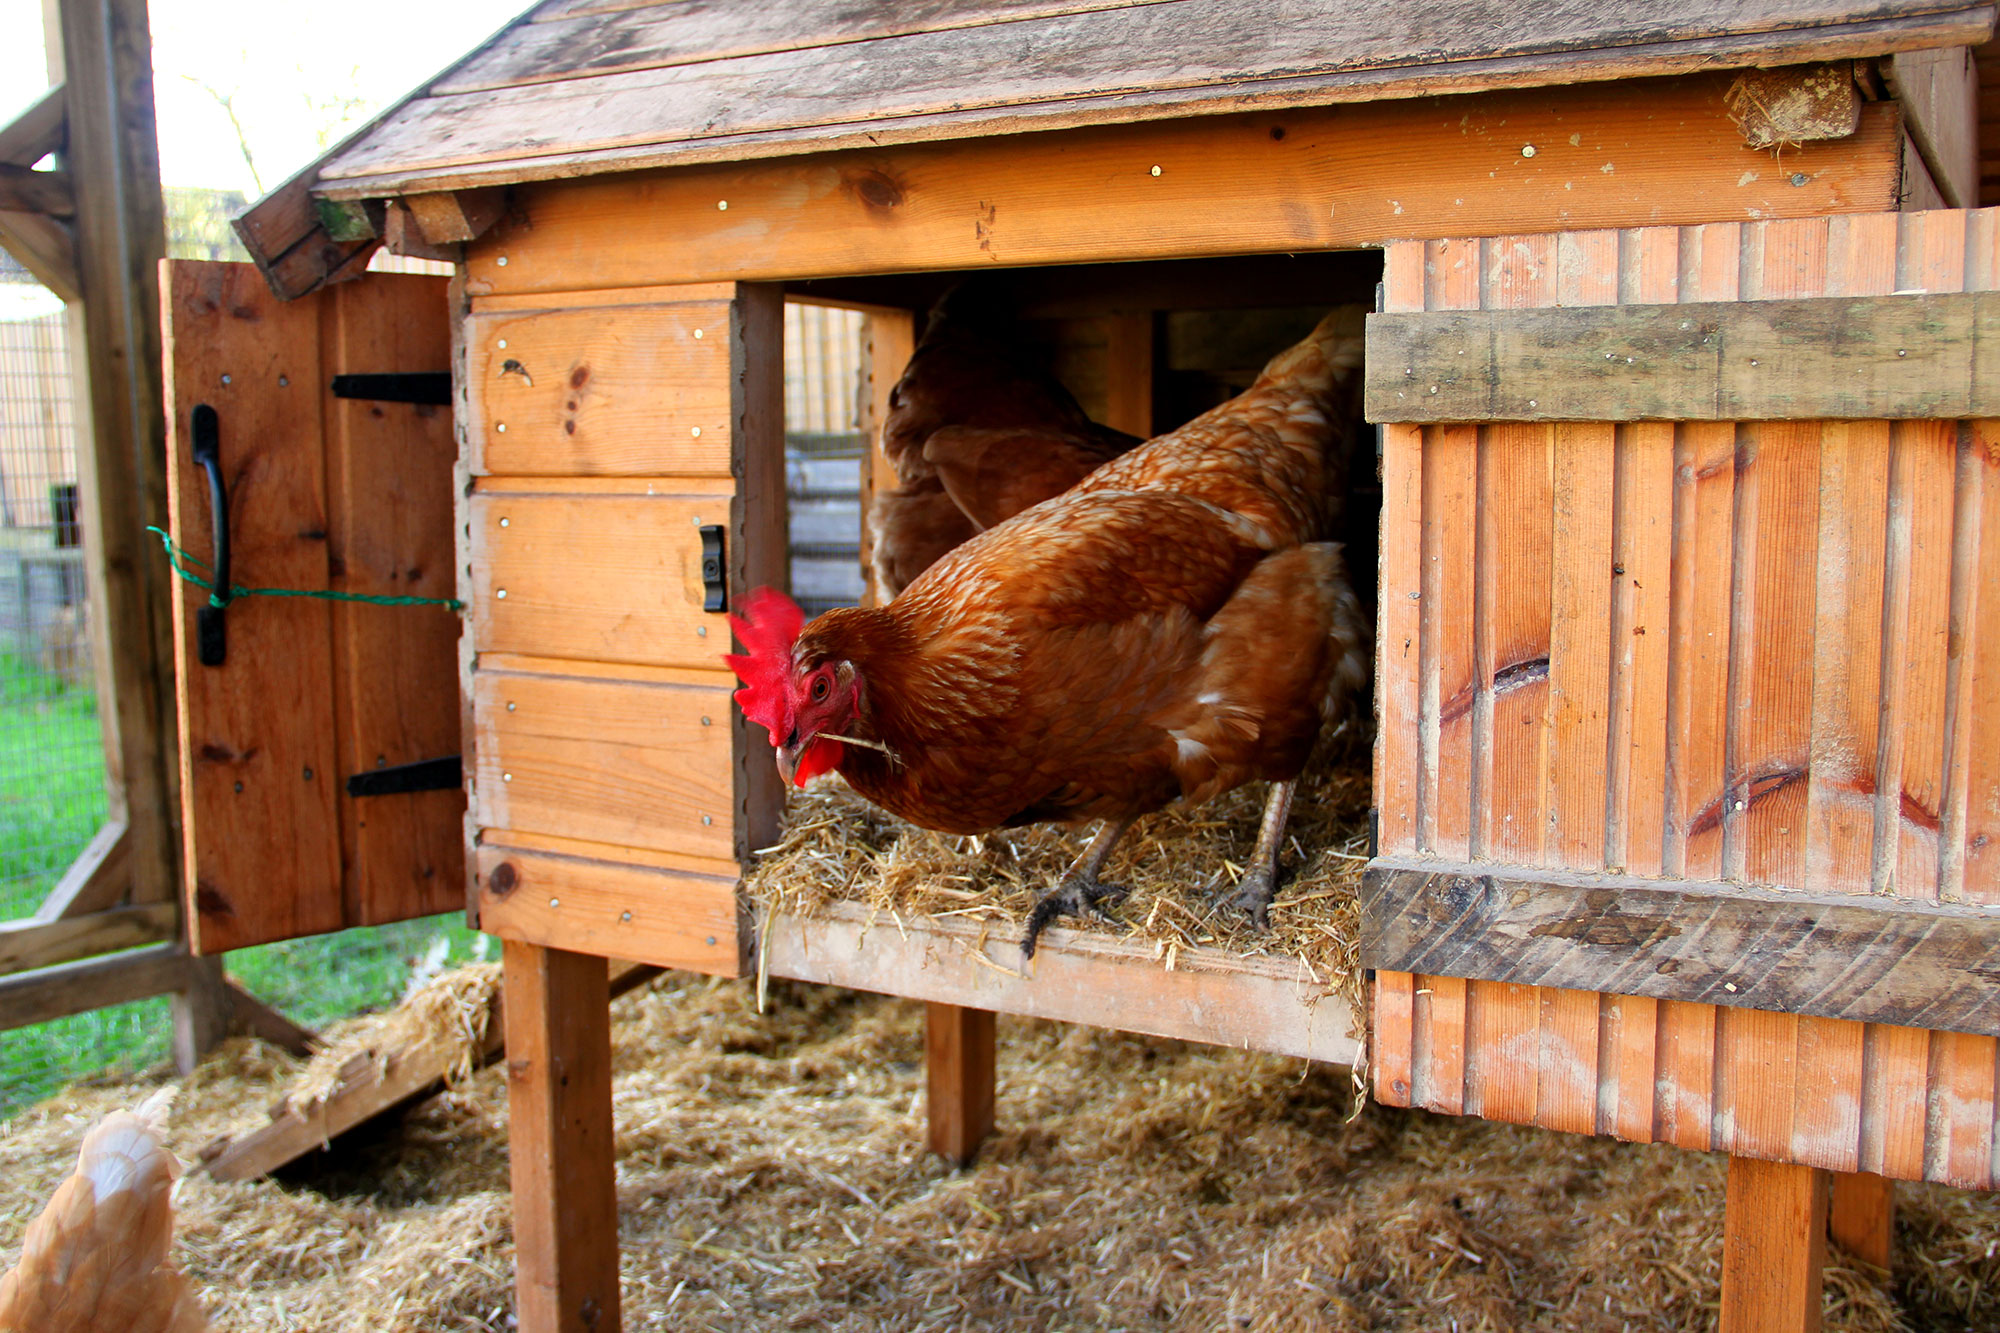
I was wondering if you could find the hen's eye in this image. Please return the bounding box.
[811,676,831,702]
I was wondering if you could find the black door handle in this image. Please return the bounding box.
[190,403,229,667]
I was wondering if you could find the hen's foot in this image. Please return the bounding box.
[1223,861,1279,931]
[1020,873,1129,959]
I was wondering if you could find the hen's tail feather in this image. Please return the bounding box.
[0,1097,209,1332]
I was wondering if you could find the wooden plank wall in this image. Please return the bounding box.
[1372,209,2000,1191]
[461,280,782,976]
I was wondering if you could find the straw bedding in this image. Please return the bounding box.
[2,969,1995,1332]
[745,755,1376,1008]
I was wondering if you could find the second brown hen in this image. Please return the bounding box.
[869,285,1141,597]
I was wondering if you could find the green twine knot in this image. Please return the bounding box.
[147,526,465,613]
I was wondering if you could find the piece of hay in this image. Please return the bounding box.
[745,758,1372,1008]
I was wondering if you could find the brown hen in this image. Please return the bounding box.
[730,307,1369,955]
[0,1089,208,1333]
[869,285,1141,597]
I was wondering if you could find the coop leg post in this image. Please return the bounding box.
[170,952,230,1073]
[925,1002,995,1166]
[1828,1170,1894,1272]
[504,941,621,1333]
[1720,1155,1829,1333]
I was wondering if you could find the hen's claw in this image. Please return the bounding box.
[1224,862,1278,931]
[1021,873,1128,959]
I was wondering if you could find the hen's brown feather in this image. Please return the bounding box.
[868,288,1139,597]
[798,307,1370,838]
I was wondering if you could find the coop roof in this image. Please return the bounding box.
[236,0,1996,294]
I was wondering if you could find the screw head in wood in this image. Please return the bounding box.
[621,911,633,923]
[1149,164,1161,176]
[701,716,711,726]
[1790,172,1807,187]
[497,338,507,349]
[503,772,513,782]
[549,897,559,908]
[701,814,713,825]
[303,767,313,780]
[691,426,702,437]
[496,422,506,432]
[693,328,704,339]
[278,376,288,387]
[1520,144,1536,157]
[705,936,717,946]
[499,517,510,527]
[696,625,707,637]
[496,588,507,599]
[221,373,232,385]
[496,256,508,266]
[717,200,728,210]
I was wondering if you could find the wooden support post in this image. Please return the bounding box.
[1101,312,1154,438]
[1828,1170,1895,1272]
[504,941,621,1333]
[1721,1155,1830,1333]
[925,1001,995,1166]
[171,953,230,1074]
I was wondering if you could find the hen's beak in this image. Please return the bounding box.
[775,743,801,786]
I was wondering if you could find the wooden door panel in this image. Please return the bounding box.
[163,260,463,951]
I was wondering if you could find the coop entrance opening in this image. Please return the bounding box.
[760,249,1385,1003]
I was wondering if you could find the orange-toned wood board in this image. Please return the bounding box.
[926,1003,997,1167]
[762,900,1360,1068]
[1720,1157,1831,1333]
[456,77,1904,297]
[1367,209,2000,1191]
[503,942,621,1333]
[465,298,736,475]
[163,260,464,952]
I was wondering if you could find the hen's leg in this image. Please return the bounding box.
[1226,780,1296,930]
[1021,817,1136,959]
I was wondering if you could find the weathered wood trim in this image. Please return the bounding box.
[1885,45,1980,207]
[404,187,507,245]
[0,902,176,976]
[32,818,131,920]
[1360,856,2000,1036]
[1365,290,2000,423]
[762,899,1361,1066]
[0,208,79,301]
[0,161,75,216]
[0,83,66,166]
[730,283,787,900]
[0,942,190,1032]
[313,8,1992,197]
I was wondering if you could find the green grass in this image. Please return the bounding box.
[0,651,492,1120]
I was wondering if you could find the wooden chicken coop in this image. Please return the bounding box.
[160,3,2000,1330]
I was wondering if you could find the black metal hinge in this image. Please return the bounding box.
[330,373,452,406]
[346,755,463,798]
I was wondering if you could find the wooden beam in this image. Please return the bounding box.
[503,940,621,1333]
[0,901,175,975]
[404,187,506,245]
[231,166,380,301]
[474,841,743,977]
[1365,291,2000,423]
[1359,856,2000,1037]
[763,898,1362,1066]
[449,76,1905,296]
[1101,312,1154,438]
[0,208,78,301]
[172,953,232,1073]
[925,1002,995,1166]
[0,83,66,166]
[198,959,654,1182]
[382,197,460,261]
[1886,45,1980,207]
[31,818,130,920]
[1721,1156,1829,1333]
[1828,1170,1895,1271]
[731,282,788,870]
[55,0,178,920]
[0,162,74,215]
[1723,64,1860,149]
[0,942,189,1031]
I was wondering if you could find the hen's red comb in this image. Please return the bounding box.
[722,587,804,745]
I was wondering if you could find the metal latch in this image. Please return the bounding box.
[699,525,726,612]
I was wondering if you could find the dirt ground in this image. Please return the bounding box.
[3,972,1996,1332]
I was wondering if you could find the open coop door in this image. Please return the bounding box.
[161,260,464,952]
[1360,209,2000,1193]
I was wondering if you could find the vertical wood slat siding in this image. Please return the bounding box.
[1371,209,2000,1190]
